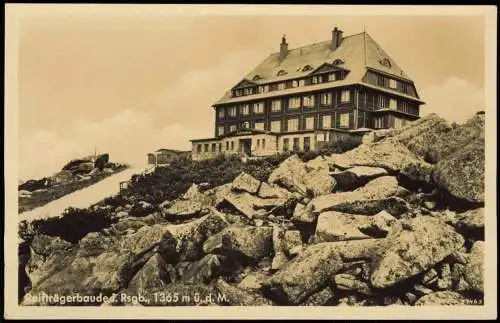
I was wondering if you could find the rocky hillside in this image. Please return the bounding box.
[18,112,485,306]
[19,153,128,213]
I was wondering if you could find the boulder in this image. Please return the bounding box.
[371,216,465,289]
[221,191,289,220]
[433,137,484,203]
[302,287,335,306]
[258,182,294,199]
[161,200,209,221]
[238,272,270,291]
[263,240,379,305]
[94,153,110,170]
[180,254,223,284]
[414,291,466,306]
[436,262,453,290]
[308,176,408,217]
[221,225,273,262]
[215,278,274,306]
[203,183,232,206]
[314,211,372,242]
[454,208,484,238]
[232,172,261,194]
[292,202,315,223]
[268,155,334,197]
[125,253,170,297]
[283,230,303,254]
[333,273,374,295]
[358,210,397,237]
[464,241,484,293]
[324,139,434,183]
[332,166,388,191]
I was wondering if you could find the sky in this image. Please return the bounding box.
[10,5,488,180]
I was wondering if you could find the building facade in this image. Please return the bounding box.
[191,28,424,161]
[147,149,191,166]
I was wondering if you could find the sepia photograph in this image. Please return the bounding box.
[4,4,497,320]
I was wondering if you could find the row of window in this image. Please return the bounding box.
[196,139,268,154]
[232,71,342,98]
[374,116,409,129]
[216,113,350,136]
[282,137,312,152]
[376,73,409,94]
[218,90,351,119]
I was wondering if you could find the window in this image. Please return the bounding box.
[252,75,262,81]
[377,95,388,108]
[380,58,392,68]
[332,59,344,66]
[229,125,237,132]
[228,107,237,117]
[320,93,332,105]
[219,143,222,151]
[374,117,383,129]
[400,101,411,114]
[258,85,269,93]
[262,139,266,149]
[298,79,305,87]
[302,65,313,72]
[389,79,398,89]
[226,141,229,150]
[401,82,408,93]
[241,121,250,129]
[257,139,260,147]
[312,76,320,84]
[218,109,225,119]
[271,120,281,132]
[204,144,209,152]
[303,95,315,108]
[293,138,300,152]
[271,100,282,112]
[277,70,288,76]
[340,90,351,103]
[283,138,290,152]
[240,104,250,116]
[340,113,350,128]
[288,118,299,131]
[305,117,314,130]
[389,98,397,110]
[243,87,253,95]
[292,80,298,88]
[231,141,234,150]
[255,122,264,131]
[234,89,242,97]
[197,144,202,153]
[278,83,286,90]
[328,73,336,82]
[377,75,385,86]
[211,143,216,152]
[322,115,332,128]
[288,97,301,109]
[217,126,224,136]
[304,137,311,152]
[253,102,265,114]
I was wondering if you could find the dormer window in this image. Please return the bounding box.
[380,58,392,68]
[252,75,262,81]
[277,70,288,76]
[302,65,313,72]
[332,59,344,66]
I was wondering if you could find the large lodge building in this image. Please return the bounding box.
[191,27,424,161]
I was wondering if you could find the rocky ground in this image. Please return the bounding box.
[18,112,485,306]
[19,153,128,213]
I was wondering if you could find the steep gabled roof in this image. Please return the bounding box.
[214,31,417,105]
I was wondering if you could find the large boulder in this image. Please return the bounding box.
[221,191,290,220]
[231,172,261,194]
[454,208,484,239]
[94,153,110,171]
[371,216,465,289]
[262,239,380,305]
[305,176,408,218]
[433,137,484,203]
[464,241,484,293]
[268,155,335,197]
[180,254,224,284]
[125,253,170,297]
[221,225,273,262]
[161,185,213,221]
[314,211,372,242]
[331,166,388,191]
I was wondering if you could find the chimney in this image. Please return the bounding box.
[279,34,289,60]
[331,27,344,50]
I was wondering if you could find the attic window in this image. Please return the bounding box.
[302,65,313,72]
[380,58,392,68]
[332,59,344,66]
[277,70,288,76]
[252,75,262,81]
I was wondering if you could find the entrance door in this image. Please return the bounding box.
[239,139,252,157]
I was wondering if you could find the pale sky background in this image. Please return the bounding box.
[11,6,487,180]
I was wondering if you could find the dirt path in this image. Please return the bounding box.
[19,164,147,223]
